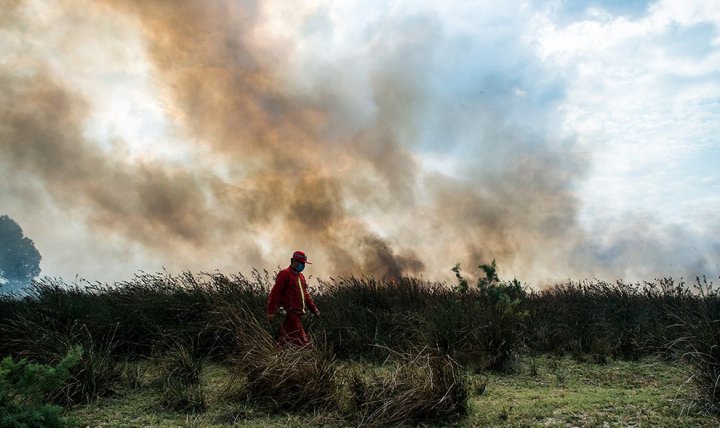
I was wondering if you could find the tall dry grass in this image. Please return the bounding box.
[2,268,719,418]
[350,347,467,427]
[0,271,711,367]
[525,278,694,360]
[155,340,208,412]
[667,276,720,413]
[221,303,340,413]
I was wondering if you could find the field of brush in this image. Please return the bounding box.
[1,270,720,427]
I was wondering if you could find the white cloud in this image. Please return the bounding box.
[533,0,720,235]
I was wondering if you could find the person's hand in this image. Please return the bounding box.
[313,308,320,317]
[266,313,275,322]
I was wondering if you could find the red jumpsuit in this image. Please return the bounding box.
[266,266,318,347]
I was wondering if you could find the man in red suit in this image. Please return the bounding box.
[266,250,320,347]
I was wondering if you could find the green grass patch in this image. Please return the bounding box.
[467,355,715,427]
[65,356,720,427]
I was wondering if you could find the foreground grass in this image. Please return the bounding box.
[468,355,714,427]
[67,355,717,427]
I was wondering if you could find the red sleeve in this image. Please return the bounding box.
[267,270,288,315]
[302,275,318,313]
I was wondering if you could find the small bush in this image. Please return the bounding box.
[448,262,528,370]
[0,347,80,428]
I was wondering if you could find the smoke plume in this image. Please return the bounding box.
[1,0,717,285]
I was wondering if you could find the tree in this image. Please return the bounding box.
[0,215,41,292]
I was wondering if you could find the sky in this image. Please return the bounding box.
[1,0,719,287]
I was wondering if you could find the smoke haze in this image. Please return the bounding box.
[1,0,718,285]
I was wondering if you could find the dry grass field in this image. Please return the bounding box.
[2,271,719,427]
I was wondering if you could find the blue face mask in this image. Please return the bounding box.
[294,262,305,273]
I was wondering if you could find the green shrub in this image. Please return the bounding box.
[447,261,528,370]
[0,347,80,428]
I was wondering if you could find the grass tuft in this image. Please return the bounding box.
[156,340,208,413]
[350,347,468,427]
[230,316,339,413]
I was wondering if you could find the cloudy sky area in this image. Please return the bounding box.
[1,0,718,286]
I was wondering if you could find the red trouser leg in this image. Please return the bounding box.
[277,311,309,347]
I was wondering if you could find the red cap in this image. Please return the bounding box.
[292,250,312,264]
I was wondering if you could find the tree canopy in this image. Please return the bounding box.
[0,215,41,292]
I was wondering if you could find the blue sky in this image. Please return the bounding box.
[0,0,718,285]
